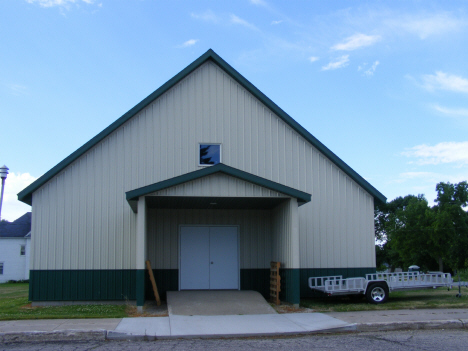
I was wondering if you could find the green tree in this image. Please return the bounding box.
[375,195,438,271]
[375,181,468,273]
[432,181,468,272]
[390,195,437,270]
[374,195,427,270]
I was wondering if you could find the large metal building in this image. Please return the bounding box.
[18,50,386,308]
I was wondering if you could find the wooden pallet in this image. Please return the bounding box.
[270,261,281,305]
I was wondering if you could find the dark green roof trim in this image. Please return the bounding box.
[125,163,312,212]
[18,49,385,205]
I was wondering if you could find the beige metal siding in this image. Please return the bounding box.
[31,60,375,270]
[148,173,289,198]
[146,209,272,269]
[271,201,290,267]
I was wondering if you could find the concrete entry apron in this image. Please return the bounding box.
[167,290,276,316]
[180,226,239,290]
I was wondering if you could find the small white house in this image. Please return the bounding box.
[0,212,31,283]
[18,50,385,306]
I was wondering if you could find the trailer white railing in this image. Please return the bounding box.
[308,272,453,296]
[365,272,452,291]
[308,276,365,294]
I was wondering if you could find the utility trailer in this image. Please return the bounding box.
[308,272,453,304]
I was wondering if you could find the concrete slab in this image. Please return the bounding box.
[167,290,276,316]
[113,317,171,337]
[168,313,352,337]
[282,313,351,332]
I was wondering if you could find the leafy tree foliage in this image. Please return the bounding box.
[375,181,468,272]
[432,181,468,272]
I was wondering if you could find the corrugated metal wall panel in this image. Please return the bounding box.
[271,200,293,267]
[146,209,272,269]
[31,60,375,271]
[148,173,289,198]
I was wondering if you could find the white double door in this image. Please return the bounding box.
[180,226,239,290]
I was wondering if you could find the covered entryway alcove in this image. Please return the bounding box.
[126,164,311,311]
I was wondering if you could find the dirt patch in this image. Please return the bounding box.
[127,302,169,317]
[271,303,314,314]
[19,303,36,310]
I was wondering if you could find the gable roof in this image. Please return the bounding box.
[125,163,312,212]
[0,212,32,238]
[18,49,386,205]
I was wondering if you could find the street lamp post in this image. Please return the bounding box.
[0,165,9,222]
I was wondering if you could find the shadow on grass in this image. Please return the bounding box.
[301,287,468,312]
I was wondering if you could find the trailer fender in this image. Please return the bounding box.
[364,280,388,292]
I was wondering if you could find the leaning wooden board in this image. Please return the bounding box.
[146,260,161,306]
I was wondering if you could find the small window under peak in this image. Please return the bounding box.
[199,144,221,166]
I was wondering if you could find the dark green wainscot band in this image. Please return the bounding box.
[29,270,137,302]
[29,267,376,303]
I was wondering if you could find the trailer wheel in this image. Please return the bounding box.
[366,283,388,304]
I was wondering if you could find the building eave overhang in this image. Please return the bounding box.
[18,49,386,205]
[125,163,312,213]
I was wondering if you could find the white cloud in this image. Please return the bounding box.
[8,84,28,96]
[250,0,267,6]
[308,56,319,63]
[25,0,96,7]
[364,60,379,76]
[399,171,439,180]
[402,141,468,165]
[395,171,468,189]
[177,39,198,48]
[433,105,468,118]
[331,33,381,51]
[230,14,258,31]
[390,171,468,203]
[392,171,443,185]
[271,20,283,25]
[191,10,220,23]
[422,72,468,94]
[321,55,349,71]
[386,13,466,40]
[0,172,37,222]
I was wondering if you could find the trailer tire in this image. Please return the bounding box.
[366,283,389,304]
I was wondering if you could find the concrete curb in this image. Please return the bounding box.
[107,331,158,341]
[106,325,357,341]
[1,319,467,343]
[355,319,467,332]
[0,330,107,343]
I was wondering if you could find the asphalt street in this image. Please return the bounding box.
[1,330,468,351]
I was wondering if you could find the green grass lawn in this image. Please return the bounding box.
[0,283,129,320]
[2,282,468,319]
[301,286,468,312]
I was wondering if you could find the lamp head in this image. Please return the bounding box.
[0,165,9,180]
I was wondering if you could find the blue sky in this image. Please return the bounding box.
[2,0,468,220]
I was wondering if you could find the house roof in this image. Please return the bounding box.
[18,49,386,205]
[125,163,312,212]
[0,212,32,238]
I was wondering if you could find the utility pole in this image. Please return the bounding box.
[0,165,9,222]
